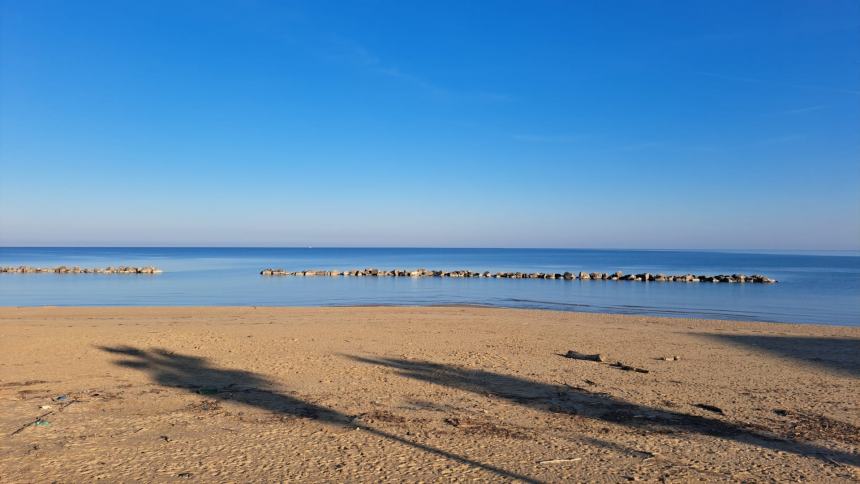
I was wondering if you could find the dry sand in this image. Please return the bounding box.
[0,306,858,482]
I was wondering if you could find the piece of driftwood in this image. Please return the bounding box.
[694,403,724,414]
[564,350,605,362]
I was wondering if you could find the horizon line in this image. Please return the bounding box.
[1,245,858,254]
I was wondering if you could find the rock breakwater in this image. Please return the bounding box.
[1,266,163,274]
[260,268,776,283]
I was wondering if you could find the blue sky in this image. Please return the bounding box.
[1,1,858,249]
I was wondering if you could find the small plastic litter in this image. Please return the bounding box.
[34,420,50,427]
[54,395,68,402]
[39,405,52,410]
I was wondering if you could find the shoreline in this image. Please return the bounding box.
[0,304,852,328]
[1,306,857,481]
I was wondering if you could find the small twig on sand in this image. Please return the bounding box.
[610,362,650,374]
[538,458,581,465]
[10,399,80,436]
[11,411,54,436]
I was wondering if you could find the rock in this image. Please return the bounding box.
[244,267,777,284]
[1,266,163,275]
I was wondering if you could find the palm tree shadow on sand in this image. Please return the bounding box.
[697,334,860,377]
[346,355,860,467]
[97,345,542,483]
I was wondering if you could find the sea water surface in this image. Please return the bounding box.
[1,247,858,326]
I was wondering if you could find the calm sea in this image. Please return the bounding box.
[1,247,858,326]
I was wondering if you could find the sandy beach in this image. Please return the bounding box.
[0,306,857,482]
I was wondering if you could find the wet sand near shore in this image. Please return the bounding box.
[1,306,858,482]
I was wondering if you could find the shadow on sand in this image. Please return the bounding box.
[346,355,860,466]
[98,345,541,483]
[697,334,860,377]
[97,344,858,480]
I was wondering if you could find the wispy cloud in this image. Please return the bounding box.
[512,133,586,143]
[329,37,379,66]
[757,134,808,146]
[325,36,509,102]
[698,72,860,96]
[613,141,663,151]
[326,37,445,95]
[475,91,513,103]
[375,66,446,95]
[696,32,747,42]
[782,105,826,115]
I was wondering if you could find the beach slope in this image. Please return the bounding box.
[1,307,858,482]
